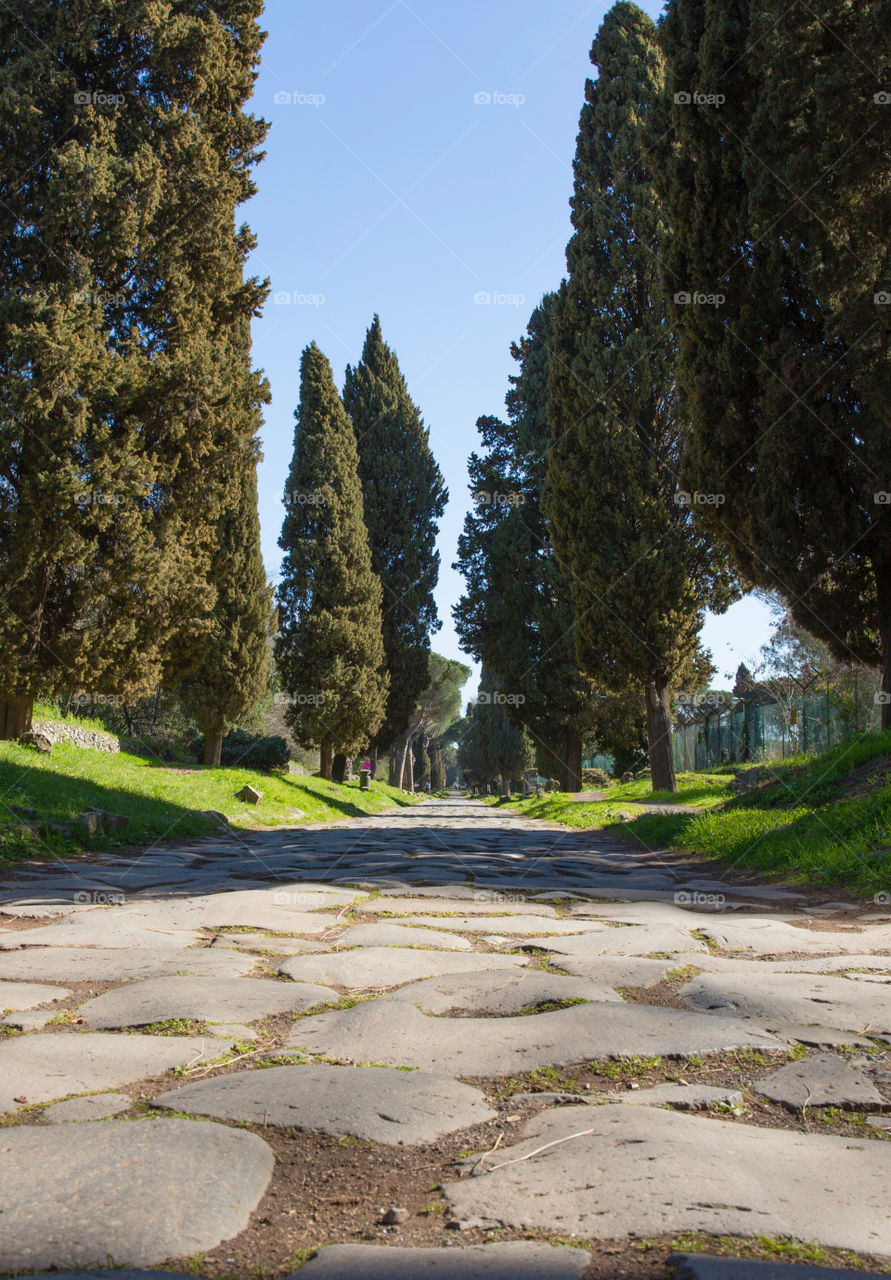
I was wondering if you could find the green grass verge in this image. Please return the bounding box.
[496,731,891,893]
[0,736,417,867]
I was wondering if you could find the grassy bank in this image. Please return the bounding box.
[495,731,891,893]
[0,735,416,868]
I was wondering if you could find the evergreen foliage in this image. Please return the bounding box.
[275,343,388,779]
[545,2,734,792]
[656,0,891,724]
[343,317,448,756]
[0,0,269,736]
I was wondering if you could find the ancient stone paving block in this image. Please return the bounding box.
[0,945,255,983]
[376,968,619,1014]
[443,1104,891,1252]
[278,948,528,991]
[753,1052,884,1109]
[286,997,782,1075]
[289,1242,591,1277]
[79,975,336,1029]
[0,1033,229,1111]
[42,1093,131,1122]
[155,1063,495,1143]
[681,972,891,1035]
[670,1253,891,1280]
[333,922,473,950]
[0,1119,274,1271]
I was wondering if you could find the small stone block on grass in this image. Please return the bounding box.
[236,784,263,805]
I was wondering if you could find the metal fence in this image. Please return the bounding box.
[671,685,883,773]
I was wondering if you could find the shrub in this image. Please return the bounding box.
[194,729,289,772]
[582,767,611,787]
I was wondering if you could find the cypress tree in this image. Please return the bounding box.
[179,440,274,768]
[545,2,735,792]
[454,295,606,791]
[0,0,269,736]
[656,0,891,724]
[343,317,448,772]
[275,343,389,779]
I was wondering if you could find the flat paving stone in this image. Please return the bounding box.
[376,969,619,1015]
[530,923,707,957]
[287,998,782,1075]
[79,975,336,1029]
[396,915,594,936]
[229,933,330,954]
[278,948,528,991]
[443,1104,891,1252]
[0,1033,229,1111]
[681,972,891,1035]
[42,1093,131,1122]
[550,955,680,986]
[333,922,473,950]
[155,1063,496,1143]
[753,1052,884,1109]
[696,918,891,956]
[356,897,560,917]
[2,1009,59,1030]
[0,979,69,1010]
[0,1118,274,1271]
[291,1241,591,1277]
[0,946,255,982]
[612,1083,743,1110]
[16,1273,199,1279]
[670,1254,891,1280]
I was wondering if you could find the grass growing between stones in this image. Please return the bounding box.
[499,731,891,893]
[0,737,417,867]
[655,1232,891,1271]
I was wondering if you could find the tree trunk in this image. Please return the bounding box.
[203,729,224,768]
[878,569,891,731]
[561,727,583,792]
[332,753,347,783]
[320,735,334,780]
[646,680,677,793]
[397,735,411,789]
[0,697,33,740]
[369,748,377,780]
[407,739,415,792]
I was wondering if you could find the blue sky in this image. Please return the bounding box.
[245,0,774,694]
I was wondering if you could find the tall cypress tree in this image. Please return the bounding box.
[454,295,608,790]
[0,1,268,736]
[545,2,735,792]
[276,343,388,779]
[656,0,891,724]
[179,437,274,767]
[343,317,448,772]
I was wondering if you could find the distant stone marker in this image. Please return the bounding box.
[236,783,263,804]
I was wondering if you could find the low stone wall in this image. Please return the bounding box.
[32,719,121,754]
